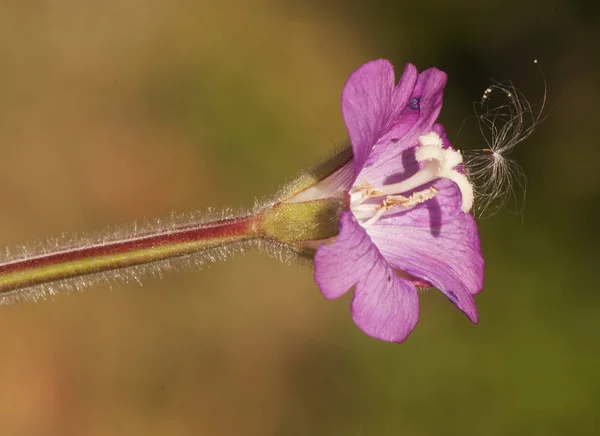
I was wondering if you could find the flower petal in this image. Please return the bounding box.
[405,67,447,139]
[359,67,447,186]
[341,60,418,174]
[367,211,484,323]
[432,123,453,150]
[314,212,419,342]
[313,211,376,299]
[351,259,419,343]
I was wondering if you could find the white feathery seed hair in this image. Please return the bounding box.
[464,60,547,217]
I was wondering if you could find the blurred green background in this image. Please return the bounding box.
[0,0,598,435]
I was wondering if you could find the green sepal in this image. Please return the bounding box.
[259,198,345,245]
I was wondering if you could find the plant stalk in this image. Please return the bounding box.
[0,215,260,295]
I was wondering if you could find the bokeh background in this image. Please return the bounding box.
[0,0,598,435]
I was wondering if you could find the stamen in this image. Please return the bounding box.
[398,186,439,207]
[351,131,475,227]
[363,187,439,227]
[363,189,385,199]
[350,185,385,207]
[369,132,473,212]
[353,183,374,191]
[363,206,389,227]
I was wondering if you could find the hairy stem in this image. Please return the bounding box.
[0,214,260,296]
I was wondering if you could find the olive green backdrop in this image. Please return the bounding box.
[0,0,597,435]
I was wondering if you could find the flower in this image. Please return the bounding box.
[310,60,484,342]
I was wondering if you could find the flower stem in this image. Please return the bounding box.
[0,214,260,297]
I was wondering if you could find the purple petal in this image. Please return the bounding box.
[363,122,483,321]
[314,212,419,342]
[351,259,419,343]
[407,67,447,137]
[367,211,484,323]
[359,67,447,185]
[314,211,377,300]
[432,123,452,149]
[341,60,418,174]
[362,109,420,170]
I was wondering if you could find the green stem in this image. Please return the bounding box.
[0,215,260,296]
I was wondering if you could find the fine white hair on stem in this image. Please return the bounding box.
[0,208,252,305]
[464,60,547,217]
[0,240,254,306]
[0,204,314,306]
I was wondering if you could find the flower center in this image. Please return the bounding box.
[350,131,474,227]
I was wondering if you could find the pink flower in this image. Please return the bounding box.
[310,60,484,342]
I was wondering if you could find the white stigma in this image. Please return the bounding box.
[351,131,474,227]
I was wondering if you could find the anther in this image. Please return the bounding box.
[363,186,439,227]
